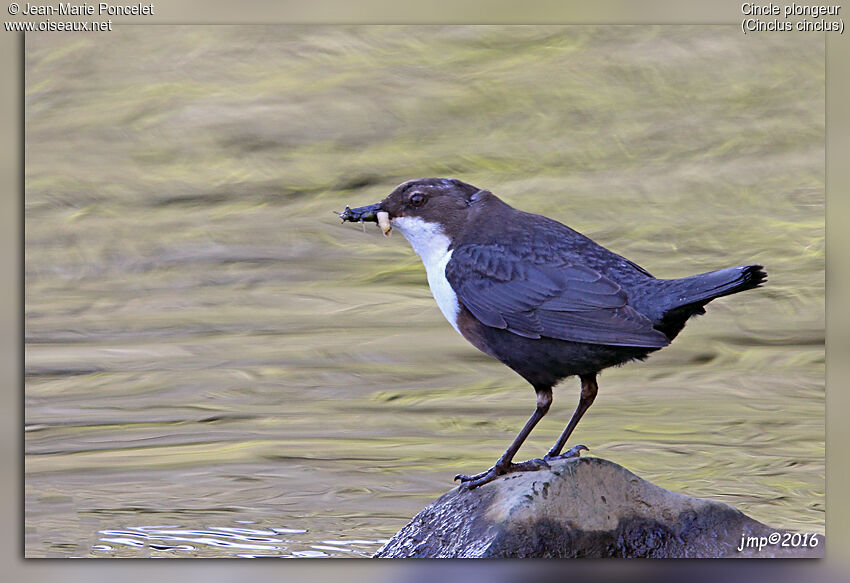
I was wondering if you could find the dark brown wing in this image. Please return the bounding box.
[445,243,669,348]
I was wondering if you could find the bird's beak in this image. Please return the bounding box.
[339,202,392,236]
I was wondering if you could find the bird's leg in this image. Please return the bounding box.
[455,387,552,489]
[544,373,597,461]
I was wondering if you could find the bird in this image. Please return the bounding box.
[338,178,766,489]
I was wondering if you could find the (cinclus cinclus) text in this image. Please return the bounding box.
[339,178,767,489]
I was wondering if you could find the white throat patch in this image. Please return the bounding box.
[391,216,461,334]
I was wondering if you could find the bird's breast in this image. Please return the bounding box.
[392,216,462,334]
[424,248,461,334]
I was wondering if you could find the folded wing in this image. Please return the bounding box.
[445,244,669,348]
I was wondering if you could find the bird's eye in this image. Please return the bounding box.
[409,193,426,207]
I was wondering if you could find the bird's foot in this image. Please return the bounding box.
[454,457,551,490]
[543,444,589,463]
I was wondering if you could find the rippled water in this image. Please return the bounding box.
[25,26,824,557]
[90,524,386,558]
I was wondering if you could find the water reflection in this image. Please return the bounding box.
[92,523,386,557]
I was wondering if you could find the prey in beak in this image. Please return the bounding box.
[339,202,391,236]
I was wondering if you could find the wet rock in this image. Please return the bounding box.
[374,457,822,558]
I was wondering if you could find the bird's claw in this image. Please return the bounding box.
[455,457,552,490]
[544,444,589,462]
[454,472,484,482]
[455,446,589,489]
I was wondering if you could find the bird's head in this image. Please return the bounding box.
[339,178,488,246]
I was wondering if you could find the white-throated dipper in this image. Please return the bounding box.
[339,178,766,489]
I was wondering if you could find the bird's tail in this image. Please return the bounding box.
[655,264,767,337]
[667,264,767,306]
